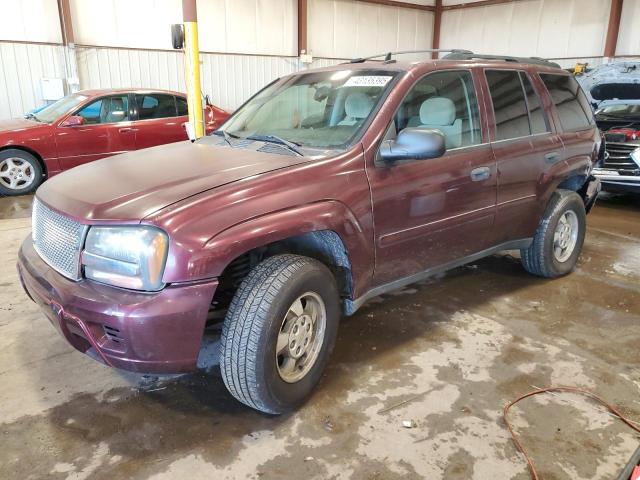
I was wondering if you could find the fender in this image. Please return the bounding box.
[179,200,375,298]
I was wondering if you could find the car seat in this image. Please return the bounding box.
[418,97,462,149]
[105,98,127,123]
[338,92,374,126]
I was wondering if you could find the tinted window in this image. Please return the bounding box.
[176,96,188,116]
[520,73,549,134]
[135,94,177,120]
[486,70,530,141]
[539,73,594,131]
[77,95,129,124]
[395,70,482,149]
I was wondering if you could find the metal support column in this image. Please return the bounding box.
[182,0,204,139]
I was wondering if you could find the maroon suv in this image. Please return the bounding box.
[17,51,600,414]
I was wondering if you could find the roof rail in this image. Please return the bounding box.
[349,49,473,64]
[441,51,561,68]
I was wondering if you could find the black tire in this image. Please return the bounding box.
[220,254,340,414]
[0,149,43,196]
[521,190,586,278]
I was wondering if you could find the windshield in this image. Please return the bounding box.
[596,104,640,118]
[32,94,88,123]
[221,69,399,150]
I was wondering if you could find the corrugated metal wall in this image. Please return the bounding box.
[308,0,434,60]
[76,47,304,112]
[1,0,640,121]
[0,42,68,119]
[440,0,611,60]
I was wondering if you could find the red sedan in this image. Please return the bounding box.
[0,89,229,195]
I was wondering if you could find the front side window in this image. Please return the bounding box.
[76,95,130,124]
[486,70,530,141]
[539,73,594,132]
[394,70,482,149]
[135,94,178,120]
[176,96,188,116]
[221,69,400,150]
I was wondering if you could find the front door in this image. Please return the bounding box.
[132,93,188,150]
[366,69,497,285]
[55,94,136,170]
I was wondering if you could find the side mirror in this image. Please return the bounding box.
[379,128,446,163]
[60,115,85,127]
[171,24,184,50]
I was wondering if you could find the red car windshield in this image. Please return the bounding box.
[33,94,89,123]
[221,69,400,150]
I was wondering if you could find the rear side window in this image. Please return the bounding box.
[485,70,530,141]
[539,74,594,131]
[520,73,549,134]
[135,94,178,120]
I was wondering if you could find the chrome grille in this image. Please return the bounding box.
[32,198,88,280]
[603,142,640,174]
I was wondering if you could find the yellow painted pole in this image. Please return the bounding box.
[183,0,204,138]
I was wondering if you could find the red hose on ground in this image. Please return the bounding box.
[503,386,640,480]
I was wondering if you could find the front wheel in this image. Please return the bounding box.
[0,149,43,196]
[521,190,586,278]
[220,254,340,414]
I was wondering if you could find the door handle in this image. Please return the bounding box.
[544,151,560,164]
[119,127,137,133]
[470,166,491,182]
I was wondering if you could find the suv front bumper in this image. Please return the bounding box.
[17,236,218,374]
[593,168,640,194]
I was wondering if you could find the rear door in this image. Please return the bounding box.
[55,94,136,170]
[132,93,189,150]
[485,69,564,243]
[366,69,497,285]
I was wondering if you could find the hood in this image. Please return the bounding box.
[0,118,49,134]
[37,137,311,222]
[576,61,640,107]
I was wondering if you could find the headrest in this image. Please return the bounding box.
[420,97,456,126]
[345,92,374,119]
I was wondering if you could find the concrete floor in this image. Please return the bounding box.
[1,193,639,480]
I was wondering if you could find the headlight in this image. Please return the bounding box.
[82,226,169,291]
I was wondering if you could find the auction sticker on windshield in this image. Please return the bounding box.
[344,76,393,87]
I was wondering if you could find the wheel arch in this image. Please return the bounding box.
[201,201,373,314]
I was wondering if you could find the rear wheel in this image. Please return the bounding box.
[521,190,586,278]
[0,149,43,196]
[220,254,340,414]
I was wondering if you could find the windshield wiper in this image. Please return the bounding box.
[24,113,41,122]
[248,134,304,156]
[213,129,241,147]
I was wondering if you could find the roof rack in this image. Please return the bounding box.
[349,49,472,64]
[441,51,561,68]
[348,49,560,69]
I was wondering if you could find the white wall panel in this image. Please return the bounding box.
[309,0,433,59]
[0,42,67,119]
[618,0,640,56]
[440,0,611,60]
[0,0,62,44]
[70,0,296,56]
[76,46,301,112]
